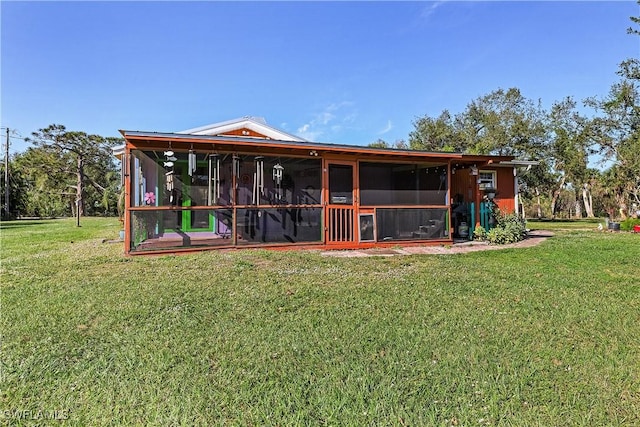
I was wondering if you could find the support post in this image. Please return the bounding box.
[474,176,481,230]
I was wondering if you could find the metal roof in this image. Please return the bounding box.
[118,129,520,163]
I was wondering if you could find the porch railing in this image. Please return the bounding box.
[327,206,354,243]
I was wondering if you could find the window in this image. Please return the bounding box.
[359,162,448,206]
[328,164,353,204]
[359,214,375,242]
[479,171,496,190]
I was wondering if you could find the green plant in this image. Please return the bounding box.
[473,225,487,241]
[486,212,527,244]
[620,217,640,231]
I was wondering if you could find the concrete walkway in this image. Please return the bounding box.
[320,230,553,257]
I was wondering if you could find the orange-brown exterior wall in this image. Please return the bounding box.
[493,167,515,213]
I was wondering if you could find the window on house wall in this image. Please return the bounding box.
[479,171,497,190]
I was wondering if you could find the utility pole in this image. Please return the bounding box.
[4,127,9,218]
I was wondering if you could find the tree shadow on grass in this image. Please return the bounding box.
[0,219,51,230]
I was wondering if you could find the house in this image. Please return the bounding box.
[115,117,532,254]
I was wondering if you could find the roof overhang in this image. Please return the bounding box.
[115,130,520,165]
[112,144,125,159]
[496,160,540,167]
[119,130,475,161]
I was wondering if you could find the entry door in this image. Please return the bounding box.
[326,162,357,244]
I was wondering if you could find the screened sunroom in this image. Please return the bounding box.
[117,118,518,254]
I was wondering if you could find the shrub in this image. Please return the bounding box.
[473,225,487,241]
[487,227,509,244]
[486,212,527,245]
[620,217,640,231]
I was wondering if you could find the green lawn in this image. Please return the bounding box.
[526,218,604,231]
[2,218,639,426]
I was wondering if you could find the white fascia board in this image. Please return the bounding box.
[112,144,125,159]
[243,121,308,142]
[178,118,244,135]
[498,160,540,166]
[178,117,308,142]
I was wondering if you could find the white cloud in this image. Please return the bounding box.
[296,123,323,141]
[379,120,393,135]
[319,112,335,125]
[296,102,357,142]
[420,1,445,20]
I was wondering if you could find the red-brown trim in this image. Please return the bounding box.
[123,148,132,254]
[126,238,454,256]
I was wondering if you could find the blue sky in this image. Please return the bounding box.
[2,1,638,154]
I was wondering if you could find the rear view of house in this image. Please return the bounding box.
[115,117,530,255]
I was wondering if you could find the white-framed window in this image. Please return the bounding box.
[479,170,496,190]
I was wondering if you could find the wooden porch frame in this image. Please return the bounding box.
[120,133,516,255]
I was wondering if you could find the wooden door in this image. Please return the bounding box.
[325,162,357,245]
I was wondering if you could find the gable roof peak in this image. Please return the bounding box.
[178,117,307,142]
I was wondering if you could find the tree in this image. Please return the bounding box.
[410,88,547,158]
[546,97,598,217]
[14,148,60,217]
[368,139,389,148]
[584,1,640,220]
[409,110,461,152]
[627,0,640,36]
[409,88,551,216]
[587,77,640,218]
[456,88,547,158]
[25,125,122,217]
[368,139,409,149]
[0,156,29,219]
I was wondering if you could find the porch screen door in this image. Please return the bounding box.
[326,162,356,244]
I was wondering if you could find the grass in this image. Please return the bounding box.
[1,218,639,425]
[526,218,604,231]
